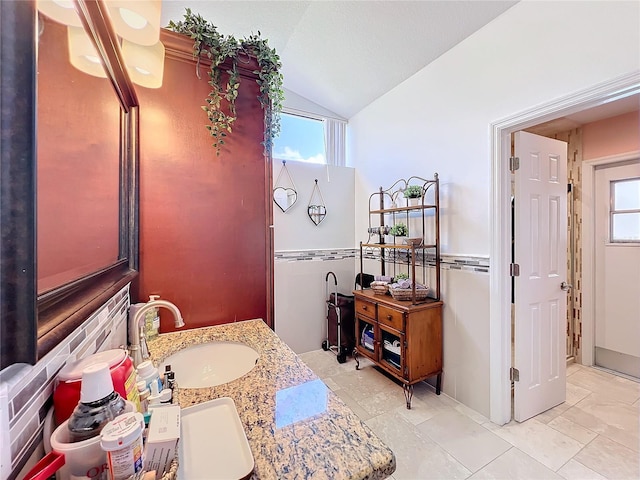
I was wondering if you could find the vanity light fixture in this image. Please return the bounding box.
[36,0,82,27]
[67,25,107,78]
[107,0,161,46]
[121,39,165,89]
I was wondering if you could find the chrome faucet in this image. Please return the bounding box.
[128,299,185,367]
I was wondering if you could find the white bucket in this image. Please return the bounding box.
[49,420,108,480]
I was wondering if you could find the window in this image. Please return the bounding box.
[610,178,640,242]
[273,111,348,166]
[273,113,326,164]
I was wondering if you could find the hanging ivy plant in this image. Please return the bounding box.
[168,9,284,155]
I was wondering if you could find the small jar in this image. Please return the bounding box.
[100,412,145,480]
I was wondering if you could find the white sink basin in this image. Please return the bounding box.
[161,341,259,388]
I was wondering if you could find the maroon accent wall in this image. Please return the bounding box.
[136,30,274,331]
[37,18,120,293]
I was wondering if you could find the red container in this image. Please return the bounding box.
[53,349,140,424]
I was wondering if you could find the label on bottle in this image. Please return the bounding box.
[105,435,143,480]
[124,368,141,412]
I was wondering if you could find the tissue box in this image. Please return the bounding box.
[144,405,181,479]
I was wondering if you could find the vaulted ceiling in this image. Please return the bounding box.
[161,1,518,119]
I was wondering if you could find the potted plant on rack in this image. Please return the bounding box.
[389,223,408,243]
[403,185,423,206]
[394,272,409,282]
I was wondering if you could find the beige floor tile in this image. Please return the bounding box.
[332,388,373,421]
[566,362,587,377]
[567,368,640,405]
[321,377,341,391]
[562,394,639,452]
[547,415,598,445]
[331,364,403,402]
[484,418,584,471]
[534,402,571,425]
[392,388,462,426]
[416,410,511,472]
[454,402,490,425]
[391,394,443,426]
[566,381,592,406]
[299,349,353,379]
[574,435,639,479]
[366,410,471,479]
[468,447,563,479]
[356,385,408,417]
[557,459,607,480]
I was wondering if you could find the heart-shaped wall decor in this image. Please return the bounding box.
[273,187,297,213]
[308,205,327,226]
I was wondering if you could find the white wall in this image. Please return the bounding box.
[273,162,356,353]
[349,0,640,417]
[273,162,355,251]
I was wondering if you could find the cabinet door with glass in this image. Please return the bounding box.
[355,315,377,362]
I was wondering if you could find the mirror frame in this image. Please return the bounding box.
[0,0,139,369]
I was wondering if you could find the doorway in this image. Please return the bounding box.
[592,159,640,377]
[489,72,640,425]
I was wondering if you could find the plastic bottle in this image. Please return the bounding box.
[100,412,145,480]
[163,364,175,391]
[145,295,160,340]
[148,380,162,407]
[67,362,127,443]
[136,360,162,392]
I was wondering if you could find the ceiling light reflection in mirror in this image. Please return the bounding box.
[67,26,107,78]
[36,0,82,27]
[38,0,165,89]
[275,379,328,429]
[108,0,161,46]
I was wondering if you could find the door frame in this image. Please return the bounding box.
[489,71,640,425]
[582,151,640,367]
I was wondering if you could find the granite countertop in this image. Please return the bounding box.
[148,319,396,480]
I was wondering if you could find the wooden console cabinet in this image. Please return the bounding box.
[354,290,442,408]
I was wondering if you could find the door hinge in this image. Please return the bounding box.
[509,156,520,172]
[510,367,520,382]
[510,263,520,276]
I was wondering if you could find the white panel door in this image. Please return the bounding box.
[514,131,568,422]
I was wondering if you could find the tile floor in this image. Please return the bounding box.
[299,350,640,480]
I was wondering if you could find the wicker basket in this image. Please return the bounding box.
[370,281,389,295]
[389,286,430,301]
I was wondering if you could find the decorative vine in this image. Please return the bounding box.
[168,8,284,155]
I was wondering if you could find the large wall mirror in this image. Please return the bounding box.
[0,0,139,369]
